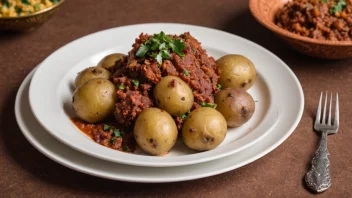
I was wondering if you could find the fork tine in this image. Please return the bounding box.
[328,93,332,126]
[315,92,322,124]
[334,93,339,127]
[322,92,328,124]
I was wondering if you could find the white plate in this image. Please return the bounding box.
[29,23,303,167]
[17,68,303,183]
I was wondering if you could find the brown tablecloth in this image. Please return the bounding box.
[1,0,352,197]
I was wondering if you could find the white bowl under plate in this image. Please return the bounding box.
[28,23,304,167]
[17,67,304,183]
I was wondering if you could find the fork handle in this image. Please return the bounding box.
[305,131,331,193]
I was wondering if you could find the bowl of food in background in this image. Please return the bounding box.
[249,0,352,59]
[0,0,65,32]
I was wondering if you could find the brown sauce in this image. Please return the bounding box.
[70,118,136,153]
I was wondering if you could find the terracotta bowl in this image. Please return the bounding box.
[249,0,352,59]
[0,0,65,32]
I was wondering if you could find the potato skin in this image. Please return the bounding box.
[153,76,194,116]
[216,54,256,90]
[134,108,178,156]
[182,107,227,151]
[215,88,255,127]
[97,53,125,71]
[75,66,111,88]
[72,78,116,123]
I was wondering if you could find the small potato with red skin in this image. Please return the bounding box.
[134,108,178,156]
[215,88,255,127]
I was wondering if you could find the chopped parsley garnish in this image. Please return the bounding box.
[183,69,190,76]
[330,0,346,14]
[216,84,222,90]
[131,79,139,87]
[15,7,22,14]
[110,137,117,144]
[192,48,197,53]
[21,0,30,5]
[3,0,9,7]
[200,102,217,108]
[123,145,130,151]
[180,110,191,120]
[103,124,112,131]
[34,3,40,11]
[117,83,125,90]
[322,0,327,3]
[113,129,121,137]
[136,31,186,65]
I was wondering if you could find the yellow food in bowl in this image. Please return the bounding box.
[0,0,60,17]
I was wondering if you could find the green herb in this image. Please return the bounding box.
[123,145,130,151]
[216,84,222,90]
[322,0,327,3]
[180,110,191,120]
[34,3,40,11]
[21,0,30,5]
[113,129,121,137]
[155,53,163,65]
[183,69,190,76]
[110,137,117,145]
[136,44,149,57]
[51,0,59,3]
[170,39,186,57]
[330,0,346,14]
[103,124,112,131]
[180,114,187,120]
[3,0,9,7]
[192,48,197,53]
[200,102,217,108]
[135,31,186,65]
[15,7,22,14]
[118,83,125,90]
[131,79,139,87]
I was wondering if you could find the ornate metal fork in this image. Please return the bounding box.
[305,92,339,193]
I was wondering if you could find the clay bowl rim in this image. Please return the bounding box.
[0,0,65,20]
[249,0,352,46]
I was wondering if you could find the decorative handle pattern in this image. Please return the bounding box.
[305,131,331,193]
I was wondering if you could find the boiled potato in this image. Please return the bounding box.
[97,53,125,71]
[75,66,111,88]
[216,54,256,90]
[134,108,178,156]
[72,78,116,123]
[154,76,194,116]
[182,107,227,151]
[215,88,255,127]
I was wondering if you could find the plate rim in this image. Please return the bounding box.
[28,23,304,167]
